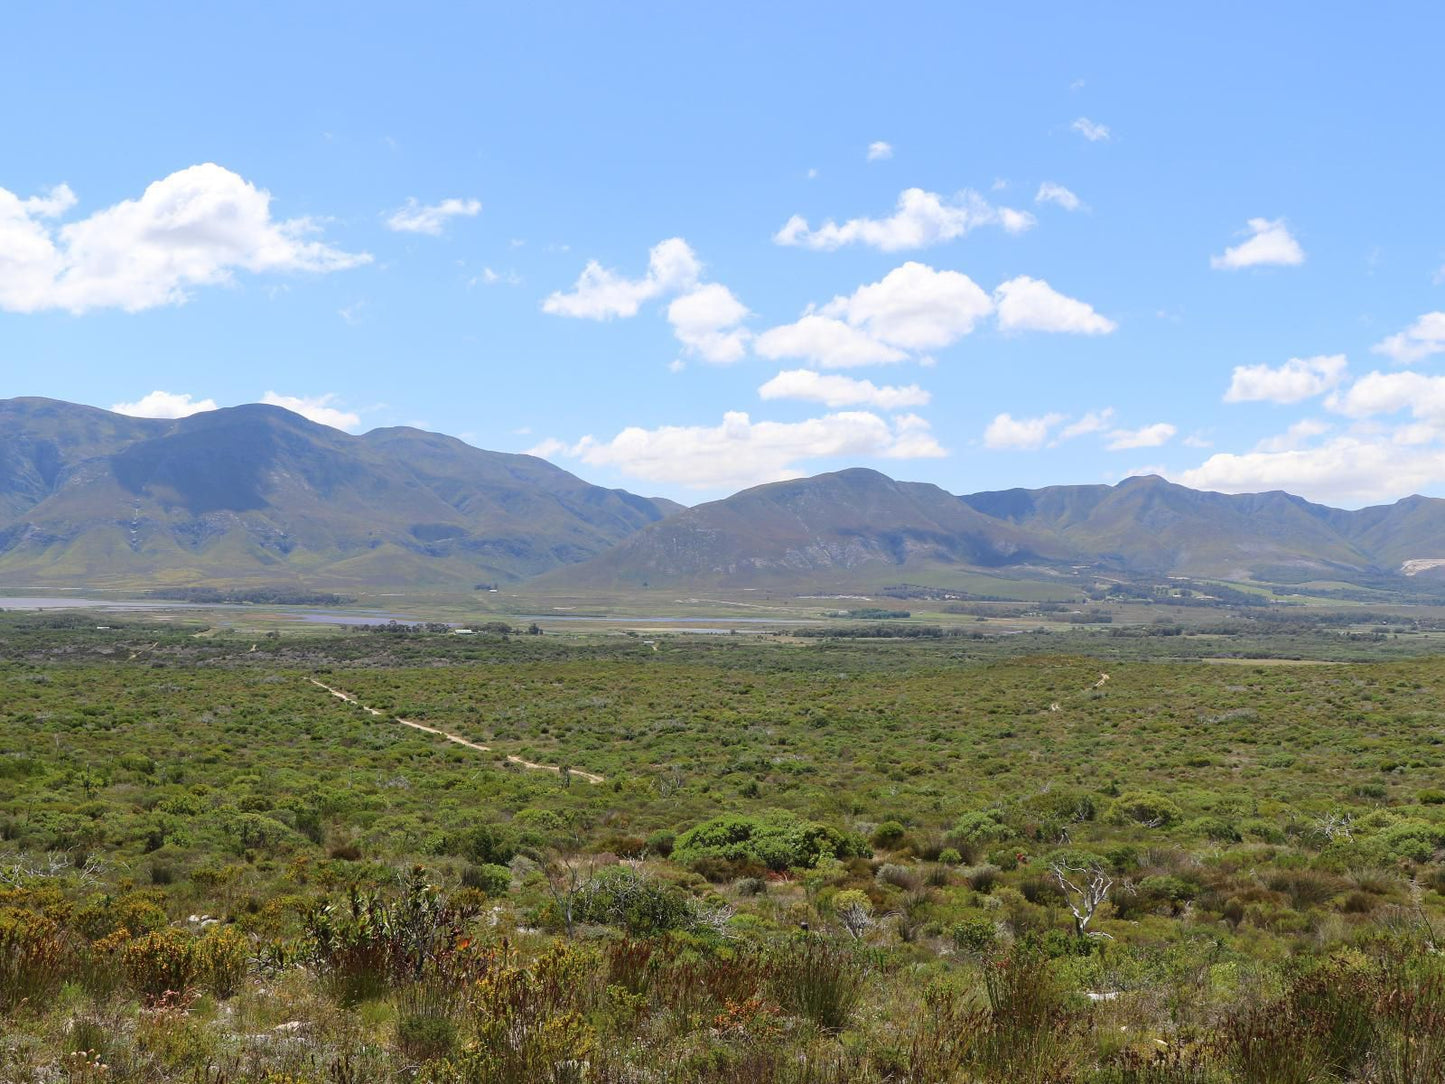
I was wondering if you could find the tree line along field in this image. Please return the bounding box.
[1,617,1444,1081]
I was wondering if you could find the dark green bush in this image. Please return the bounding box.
[674,812,868,873]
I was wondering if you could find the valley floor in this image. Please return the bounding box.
[0,614,1442,1081]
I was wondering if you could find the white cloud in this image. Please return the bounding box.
[758,264,1109,367]
[753,315,908,369]
[525,437,569,460]
[773,187,1034,252]
[542,410,943,489]
[1106,423,1176,450]
[542,237,700,319]
[994,276,1116,334]
[1072,117,1111,142]
[111,390,219,418]
[1253,418,1330,453]
[667,283,751,364]
[260,391,361,431]
[385,196,481,235]
[866,141,894,161]
[0,164,369,314]
[758,369,930,410]
[1223,354,1347,403]
[1175,435,1445,505]
[984,412,1066,450]
[885,413,947,459]
[1327,370,1445,421]
[756,262,993,368]
[1210,217,1305,270]
[1035,182,1082,211]
[20,183,77,217]
[1372,312,1445,365]
[820,261,995,349]
[1058,408,1115,440]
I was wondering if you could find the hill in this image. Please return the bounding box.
[0,397,677,589]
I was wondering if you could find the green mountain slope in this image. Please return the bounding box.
[961,475,1382,579]
[545,470,1445,592]
[0,398,677,589]
[532,468,1074,590]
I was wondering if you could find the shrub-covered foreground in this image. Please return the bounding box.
[1,631,1444,1079]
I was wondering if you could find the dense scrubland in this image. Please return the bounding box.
[1,613,1444,1081]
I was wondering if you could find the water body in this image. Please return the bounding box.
[0,596,418,625]
[0,597,815,628]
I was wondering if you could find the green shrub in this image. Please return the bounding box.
[461,863,512,896]
[573,867,698,936]
[1376,820,1445,863]
[952,917,997,953]
[674,812,868,873]
[871,820,907,849]
[1187,816,1241,842]
[452,824,516,866]
[951,810,1012,846]
[1107,790,1183,828]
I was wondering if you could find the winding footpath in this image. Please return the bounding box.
[309,678,604,784]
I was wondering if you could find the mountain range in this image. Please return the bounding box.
[0,397,678,589]
[3,396,1444,594]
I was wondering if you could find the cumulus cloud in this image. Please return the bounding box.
[1106,423,1176,450]
[758,264,1112,366]
[385,196,481,235]
[1372,312,1445,365]
[1072,117,1110,142]
[773,187,1034,252]
[1035,182,1083,211]
[110,390,219,418]
[758,369,930,410]
[753,315,908,368]
[542,237,700,319]
[1175,435,1445,506]
[1327,370,1445,421]
[866,141,894,161]
[0,164,369,314]
[994,276,1117,334]
[1223,354,1347,403]
[667,283,751,364]
[756,262,994,367]
[260,391,361,431]
[821,262,995,349]
[1210,218,1305,270]
[984,412,1066,450]
[537,410,944,489]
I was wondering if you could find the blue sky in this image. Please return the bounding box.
[4,3,1444,507]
